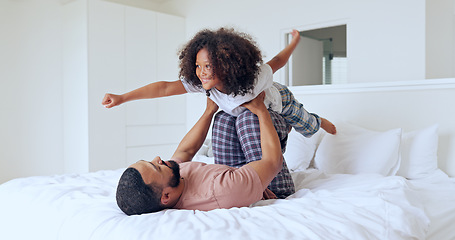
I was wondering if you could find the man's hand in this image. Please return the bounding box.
[241,92,266,116]
[205,97,219,115]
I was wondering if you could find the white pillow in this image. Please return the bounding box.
[397,124,439,179]
[196,138,213,157]
[314,122,402,176]
[283,129,325,172]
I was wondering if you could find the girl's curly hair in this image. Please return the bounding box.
[178,28,263,97]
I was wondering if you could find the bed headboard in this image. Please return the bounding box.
[290,78,455,177]
[185,78,455,177]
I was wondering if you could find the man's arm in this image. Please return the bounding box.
[243,93,283,190]
[266,29,300,74]
[171,98,218,163]
[102,80,187,108]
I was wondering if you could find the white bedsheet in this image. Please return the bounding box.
[0,166,440,240]
[407,170,455,240]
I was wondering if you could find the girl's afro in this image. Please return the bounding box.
[178,28,263,96]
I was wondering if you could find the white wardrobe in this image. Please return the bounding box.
[63,0,186,174]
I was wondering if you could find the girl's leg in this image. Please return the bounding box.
[212,111,246,167]
[274,82,321,137]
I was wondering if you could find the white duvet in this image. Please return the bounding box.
[0,165,442,240]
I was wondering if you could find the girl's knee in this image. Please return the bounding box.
[213,111,235,128]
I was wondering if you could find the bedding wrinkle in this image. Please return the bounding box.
[288,171,429,239]
[407,176,455,240]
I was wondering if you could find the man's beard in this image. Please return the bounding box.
[166,160,181,188]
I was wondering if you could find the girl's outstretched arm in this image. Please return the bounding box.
[102,80,187,108]
[266,29,301,73]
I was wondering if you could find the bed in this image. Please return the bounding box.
[1,79,455,240]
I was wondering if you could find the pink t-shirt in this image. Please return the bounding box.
[173,162,264,211]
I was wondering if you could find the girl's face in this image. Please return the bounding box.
[195,48,224,92]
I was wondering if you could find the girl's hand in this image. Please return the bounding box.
[290,29,300,44]
[102,93,123,108]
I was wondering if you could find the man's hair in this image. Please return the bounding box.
[116,168,164,215]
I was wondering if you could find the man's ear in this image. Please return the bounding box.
[160,187,172,205]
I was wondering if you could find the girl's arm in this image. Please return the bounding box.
[102,80,187,108]
[266,29,301,74]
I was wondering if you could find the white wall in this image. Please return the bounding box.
[0,0,185,184]
[158,0,455,83]
[159,0,427,84]
[63,0,89,174]
[0,1,64,183]
[82,0,186,172]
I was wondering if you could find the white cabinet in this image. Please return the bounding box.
[123,6,187,166]
[64,0,185,173]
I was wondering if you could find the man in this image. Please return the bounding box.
[116,93,291,215]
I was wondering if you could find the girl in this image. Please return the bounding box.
[102,27,336,136]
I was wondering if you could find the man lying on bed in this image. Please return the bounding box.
[116,92,290,215]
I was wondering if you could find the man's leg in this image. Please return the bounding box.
[236,110,295,198]
[212,111,246,167]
